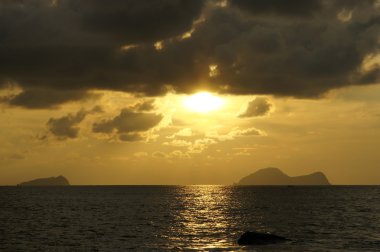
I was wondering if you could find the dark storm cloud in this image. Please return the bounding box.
[71,0,204,44]
[0,0,203,45]
[230,0,379,18]
[0,0,205,106]
[229,0,322,17]
[200,3,380,97]
[0,0,379,108]
[93,108,163,141]
[8,89,93,109]
[239,97,272,117]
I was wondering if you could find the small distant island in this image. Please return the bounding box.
[237,167,330,185]
[18,176,70,186]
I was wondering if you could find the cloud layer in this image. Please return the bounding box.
[93,108,163,141]
[0,0,379,108]
[47,106,102,139]
[239,97,272,117]
[47,110,88,139]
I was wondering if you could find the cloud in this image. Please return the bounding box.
[233,128,264,136]
[229,0,322,17]
[167,128,193,138]
[47,110,87,139]
[7,89,95,109]
[163,139,192,147]
[169,150,190,159]
[93,108,163,141]
[47,106,102,139]
[71,0,204,44]
[239,97,272,117]
[208,127,265,141]
[130,99,156,112]
[152,151,168,159]
[152,150,190,159]
[119,133,144,142]
[0,0,379,108]
[0,0,204,107]
[198,3,380,97]
[189,138,217,153]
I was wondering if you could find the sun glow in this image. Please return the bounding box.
[183,92,225,113]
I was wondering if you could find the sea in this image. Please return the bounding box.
[0,186,380,251]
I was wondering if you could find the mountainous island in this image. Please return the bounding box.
[237,167,330,185]
[18,176,70,186]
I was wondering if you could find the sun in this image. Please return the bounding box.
[183,92,225,113]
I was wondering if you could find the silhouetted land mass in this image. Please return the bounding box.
[238,231,289,245]
[18,176,70,186]
[237,167,330,185]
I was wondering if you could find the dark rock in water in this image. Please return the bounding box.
[18,175,70,186]
[237,167,330,185]
[237,231,289,245]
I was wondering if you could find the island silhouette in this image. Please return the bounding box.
[237,167,330,185]
[18,176,70,186]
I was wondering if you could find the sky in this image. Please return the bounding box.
[0,0,379,185]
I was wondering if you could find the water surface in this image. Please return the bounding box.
[1,186,379,251]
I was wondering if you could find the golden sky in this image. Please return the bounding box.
[1,84,380,185]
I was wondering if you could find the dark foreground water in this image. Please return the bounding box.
[1,186,380,251]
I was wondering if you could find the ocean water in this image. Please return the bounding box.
[0,186,380,251]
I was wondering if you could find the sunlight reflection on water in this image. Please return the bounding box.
[168,186,240,250]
